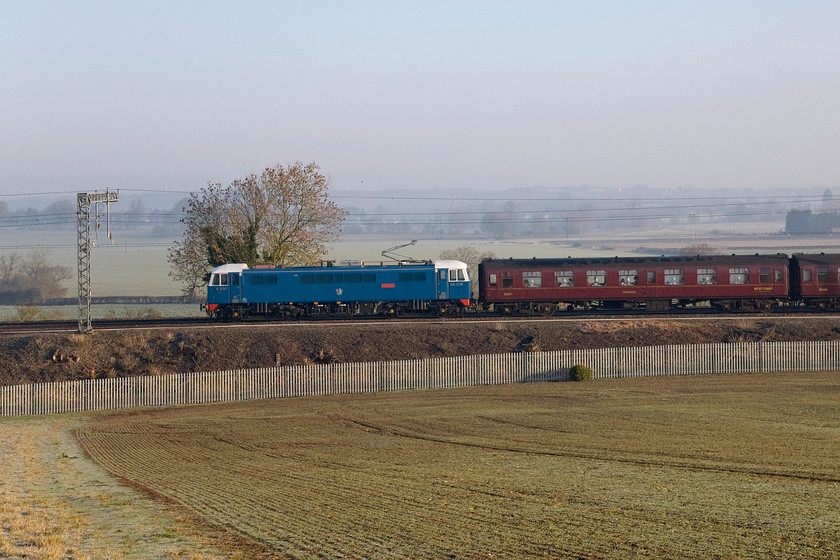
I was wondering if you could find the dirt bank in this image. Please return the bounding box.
[2,317,840,385]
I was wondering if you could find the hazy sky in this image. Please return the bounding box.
[2,1,838,196]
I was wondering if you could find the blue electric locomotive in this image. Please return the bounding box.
[204,259,471,319]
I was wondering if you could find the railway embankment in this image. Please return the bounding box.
[2,317,839,386]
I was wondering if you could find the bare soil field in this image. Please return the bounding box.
[75,372,840,559]
[4,317,840,385]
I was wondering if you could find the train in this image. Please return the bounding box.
[203,252,840,319]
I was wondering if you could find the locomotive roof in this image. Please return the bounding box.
[480,254,791,269]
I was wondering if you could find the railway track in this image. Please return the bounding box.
[0,306,824,336]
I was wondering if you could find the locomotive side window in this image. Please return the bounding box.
[414,272,427,281]
[664,269,684,285]
[345,273,362,283]
[522,271,542,288]
[363,273,377,283]
[619,269,638,286]
[399,272,413,282]
[250,276,264,285]
[586,270,606,287]
[301,275,314,284]
[729,268,748,284]
[489,273,497,286]
[230,274,239,286]
[817,267,829,283]
[555,270,573,287]
[760,268,771,283]
[697,268,717,285]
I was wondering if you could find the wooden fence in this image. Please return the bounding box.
[2,341,839,416]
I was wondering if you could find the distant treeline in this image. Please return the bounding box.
[785,209,840,235]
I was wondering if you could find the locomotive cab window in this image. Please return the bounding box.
[697,268,717,285]
[587,270,606,287]
[449,269,466,282]
[210,273,228,286]
[522,271,542,288]
[729,268,748,285]
[619,270,638,286]
[664,269,684,285]
[555,270,573,287]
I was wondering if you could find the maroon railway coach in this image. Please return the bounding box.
[478,254,790,313]
[790,253,840,309]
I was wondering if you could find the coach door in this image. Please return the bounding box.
[437,268,449,300]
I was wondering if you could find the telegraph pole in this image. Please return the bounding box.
[77,189,119,333]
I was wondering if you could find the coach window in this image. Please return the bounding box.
[522,271,542,288]
[775,270,783,283]
[587,270,606,287]
[501,272,513,288]
[555,270,573,287]
[489,273,497,286]
[664,269,684,285]
[619,270,638,286]
[803,269,812,282]
[759,268,771,284]
[817,267,829,283]
[729,268,748,284]
[697,268,717,285]
[647,271,656,284]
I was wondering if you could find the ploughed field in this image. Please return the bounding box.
[76,372,840,559]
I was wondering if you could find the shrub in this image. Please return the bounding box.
[569,364,592,382]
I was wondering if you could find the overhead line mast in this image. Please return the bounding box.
[77,189,119,333]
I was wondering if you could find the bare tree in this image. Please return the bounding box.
[0,251,71,304]
[168,162,347,299]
